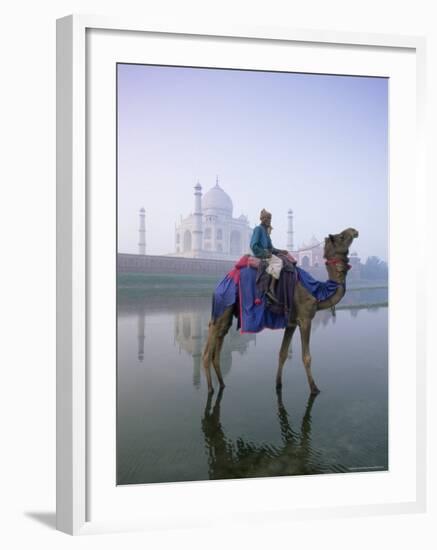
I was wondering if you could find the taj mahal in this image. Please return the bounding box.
[136,177,361,273]
[172,177,255,260]
[170,177,295,261]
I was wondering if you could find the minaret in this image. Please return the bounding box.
[138,207,146,255]
[192,182,203,256]
[287,209,294,252]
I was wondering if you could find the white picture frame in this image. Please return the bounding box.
[56,14,427,535]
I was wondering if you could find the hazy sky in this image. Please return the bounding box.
[117,63,388,261]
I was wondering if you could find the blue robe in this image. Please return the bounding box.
[250,224,280,258]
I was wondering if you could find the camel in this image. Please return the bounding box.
[202,227,359,395]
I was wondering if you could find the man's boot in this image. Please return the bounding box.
[266,276,279,304]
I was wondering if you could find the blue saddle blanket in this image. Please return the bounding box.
[212,262,341,334]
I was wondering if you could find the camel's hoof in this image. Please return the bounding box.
[310,387,320,396]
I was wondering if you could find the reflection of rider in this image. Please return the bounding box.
[250,209,288,303]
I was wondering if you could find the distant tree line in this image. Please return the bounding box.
[360,256,388,281]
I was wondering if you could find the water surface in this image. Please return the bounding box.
[117,290,388,484]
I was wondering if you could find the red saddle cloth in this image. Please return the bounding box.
[228,254,296,283]
[227,255,258,284]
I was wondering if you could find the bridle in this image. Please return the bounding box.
[323,231,358,272]
[325,256,352,271]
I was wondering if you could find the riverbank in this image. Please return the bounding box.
[117,272,388,307]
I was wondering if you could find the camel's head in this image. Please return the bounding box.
[324,228,359,258]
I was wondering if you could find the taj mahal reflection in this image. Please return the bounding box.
[174,310,256,388]
[130,300,256,388]
[137,307,146,362]
[131,299,357,388]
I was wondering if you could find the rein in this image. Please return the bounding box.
[290,240,324,253]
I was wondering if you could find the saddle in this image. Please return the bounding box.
[255,254,297,321]
[212,254,297,333]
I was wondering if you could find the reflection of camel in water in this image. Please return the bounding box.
[202,390,346,479]
[202,228,359,394]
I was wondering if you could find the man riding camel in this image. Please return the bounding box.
[250,209,290,303]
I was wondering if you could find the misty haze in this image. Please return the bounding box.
[117,64,388,264]
[116,63,388,485]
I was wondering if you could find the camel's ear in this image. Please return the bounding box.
[329,234,335,243]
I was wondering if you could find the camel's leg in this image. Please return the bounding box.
[298,318,320,395]
[212,336,226,389]
[202,322,217,393]
[276,325,296,389]
[212,309,233,389]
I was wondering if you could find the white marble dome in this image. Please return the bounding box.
[201,182,233,215]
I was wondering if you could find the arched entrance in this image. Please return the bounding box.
[183,230,192,252]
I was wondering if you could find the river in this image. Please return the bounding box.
[117,287,388,485]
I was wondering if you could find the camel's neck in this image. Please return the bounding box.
[316,254,348,311]
[324,256,348,284]
[316,284,346,310]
